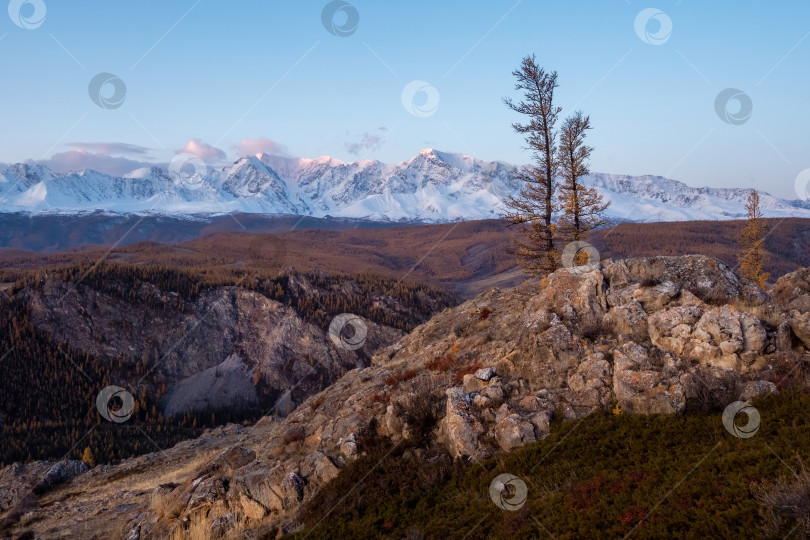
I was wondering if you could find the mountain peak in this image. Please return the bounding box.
[312,155,345,166]
[0,150,808,221]
[8,161,53,178]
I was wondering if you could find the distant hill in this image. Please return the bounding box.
[591,218,810,280]
[1,218,808,299]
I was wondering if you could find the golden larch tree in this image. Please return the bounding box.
[738,189,769,289]
[557,111,609,265]
[81,446,95,467]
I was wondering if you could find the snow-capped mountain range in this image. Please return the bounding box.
[1,149,808,222]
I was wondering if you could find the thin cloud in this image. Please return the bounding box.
[37,150,156,176]
[235,138,290,157]
[65,142,151,156]
[345,132,384,155]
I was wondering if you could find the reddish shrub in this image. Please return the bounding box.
[309,395,326,411]
[427,343,461,372]
[283,427,305,444]
[628,470,654,487]
[769,371,801,392]
[501,505,530,536]
[610,470,655,494]
[384,368,418,387]
[568,476,605,510]
[618,506,647,527]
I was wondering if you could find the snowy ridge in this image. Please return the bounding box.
[1,150,808,222]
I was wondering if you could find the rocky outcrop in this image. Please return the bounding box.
[612,342,685,414]
[603,255,766,306]
[649,305,768,371]
[3,255,809,539]
[439,387,486,459]
[0,460,88,515]
[770,266,810,313]
[787,311,810,349]
[770,267,810,349]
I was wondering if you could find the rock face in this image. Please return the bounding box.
[768,267,810,348]
[770,266,810,313]
[439,387,486,459]
[24,273,413,416]
[3,255,808,539]
[0,460,88,515]
[649,305,768,371]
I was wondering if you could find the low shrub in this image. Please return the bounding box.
[384,368,419,387]
[426,343,460,372]
[638,276,661,288]
[682,368,741,413]
[309,395,326,411]
[395,388,444,447]
[580,319,609,342]
[453,319,472,337]
[754,456,810,537]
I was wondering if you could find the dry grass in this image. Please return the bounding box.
[384,368,419,387]
[754,456,810,537]
[309,395,326,411]
[730,299,787,328]
[426,343,461,372]
[149,483,182,517]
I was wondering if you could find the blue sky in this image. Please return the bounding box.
[0,0,808,198]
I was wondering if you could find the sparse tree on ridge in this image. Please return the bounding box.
[557,111,609,264]
[502,55,562,275]
[738,189,769,289]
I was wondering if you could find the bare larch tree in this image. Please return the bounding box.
[502,55,561,275]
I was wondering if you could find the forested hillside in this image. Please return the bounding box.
[0,263,455,467]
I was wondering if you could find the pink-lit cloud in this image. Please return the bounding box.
[177,139,227,162]
[235,138,289,157]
